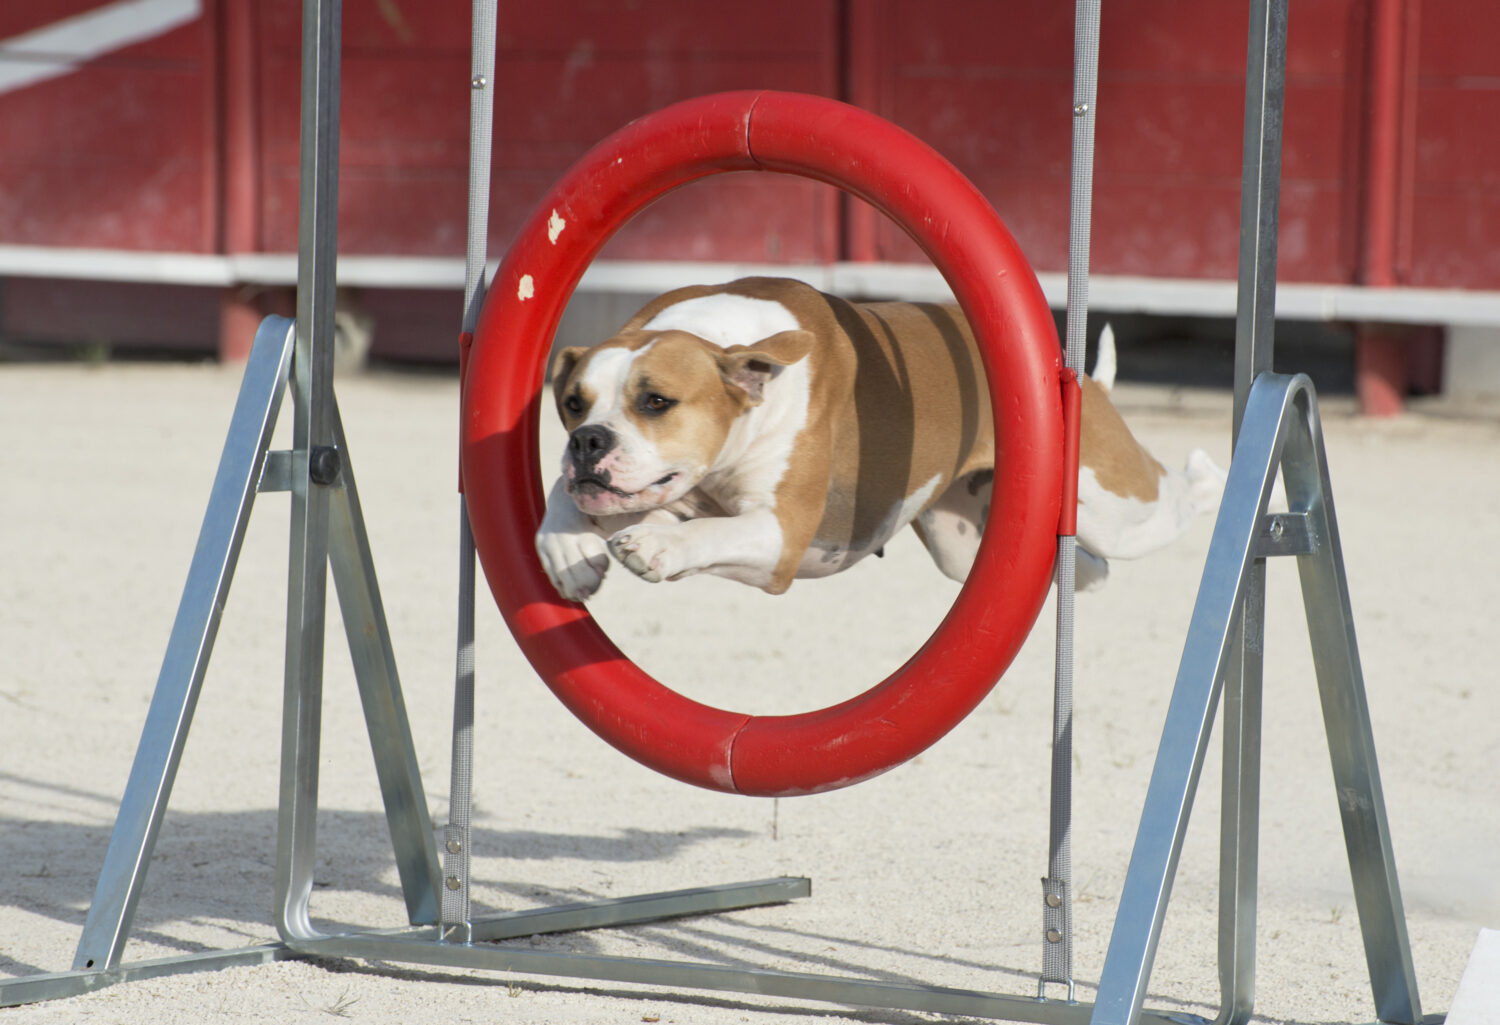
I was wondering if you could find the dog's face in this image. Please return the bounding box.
[550,329,812,516]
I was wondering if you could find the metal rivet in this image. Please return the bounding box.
[471,75,487,89]
[1046,893,1061,908]
[1073,102,1089,116]
[1269,518,1285,540]
[446,839,462,855]
[445,875,462,891]
[1046,928,1063,943]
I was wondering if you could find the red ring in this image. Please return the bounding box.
[461,91,1062,797]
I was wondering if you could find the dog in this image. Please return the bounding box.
[535,277,1224,601]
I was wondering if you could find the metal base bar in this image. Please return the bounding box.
[468,877,811,941]
[0,878,804,1010]
[285,932,1195,1025]
[2,945,295,1009]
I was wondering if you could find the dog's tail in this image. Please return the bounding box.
[1090,323,1117,392]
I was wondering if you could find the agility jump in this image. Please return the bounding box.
[0,1,1428,1023]
[462,90,1065,797]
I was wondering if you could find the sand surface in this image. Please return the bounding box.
[1,359,1496,1023]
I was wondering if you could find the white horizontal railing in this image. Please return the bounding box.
[3,245,1500,328]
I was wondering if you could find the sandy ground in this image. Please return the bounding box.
[1,357,1497,1024]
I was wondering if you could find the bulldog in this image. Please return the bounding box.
[535,277,1223,601]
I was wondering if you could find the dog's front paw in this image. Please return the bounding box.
[535,527,611,602]
[607,523,685,583]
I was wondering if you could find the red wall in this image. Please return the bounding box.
[0,2,219,252]
[249,0,843,262]
[1,0,1496,292]
[847,0,1372,285]
[1407,0,1500,289]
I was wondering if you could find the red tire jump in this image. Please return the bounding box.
[461,91,1063,797]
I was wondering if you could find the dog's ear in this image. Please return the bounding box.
[549,346,588,402]
[717,330,813,405]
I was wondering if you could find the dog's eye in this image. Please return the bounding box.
[563,394,584,416]
[641,393,676,414]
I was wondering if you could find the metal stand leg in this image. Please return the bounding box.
[1089,373,1424,1025]
[273,0,342,946]
[1215,600,1262,1025]
[1282,391,1424,1024]
[327,405,444,925]
[67,317,294,973]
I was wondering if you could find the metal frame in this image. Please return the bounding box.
[1,0,1427,1022]
[1088,369,1424,1025]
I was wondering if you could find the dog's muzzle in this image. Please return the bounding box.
[568,424,614,471]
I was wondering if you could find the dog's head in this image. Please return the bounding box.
[549,329,812,516]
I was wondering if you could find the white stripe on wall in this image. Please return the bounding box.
[0,0,202,96]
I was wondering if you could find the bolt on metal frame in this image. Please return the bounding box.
[0,0,1427,1022]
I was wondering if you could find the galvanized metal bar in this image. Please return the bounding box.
[287,933,1205,1025]
[468,877,810,941]
[275,0,342,944]
[1218,4,1287,1020]
[1232,0,1287,444]
[258,450,296,493]
[326,407,443,926]
[11,880,807,1008]
[1215,597,1262,1025]
[5,944,295,1009]
[71,316,295,972]
[276,878,813,947]
[1280,393,1424,1025]
[1089,373,1303,1025]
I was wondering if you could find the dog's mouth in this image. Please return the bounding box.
[570,471,678,499]
[571,475,629,498]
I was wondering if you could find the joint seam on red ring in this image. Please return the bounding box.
[744,90,767,170]
[723,714,755,794]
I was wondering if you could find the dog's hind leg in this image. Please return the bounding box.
[912,469,993,583]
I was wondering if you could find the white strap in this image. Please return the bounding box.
[1042,0,1101,994]
[441,0,498,943]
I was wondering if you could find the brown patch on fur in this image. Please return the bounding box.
[1078,375,1164,500]
[626,333,749,470]
[702,279,996,590]
[550,336,656,425]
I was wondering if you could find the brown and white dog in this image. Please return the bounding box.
[535,277,1223,601]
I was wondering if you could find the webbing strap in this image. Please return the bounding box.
[441,0,498,943]
[441,505,478,939]
[1042,0,1102,993]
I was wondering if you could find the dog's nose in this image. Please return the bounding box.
[568,424,614,465]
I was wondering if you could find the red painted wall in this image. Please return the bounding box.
[1406,0,1500,289]
[0,3,218,252]
[248,0,842,262]
[1,0,1497,331]
[847,0,1374,284]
